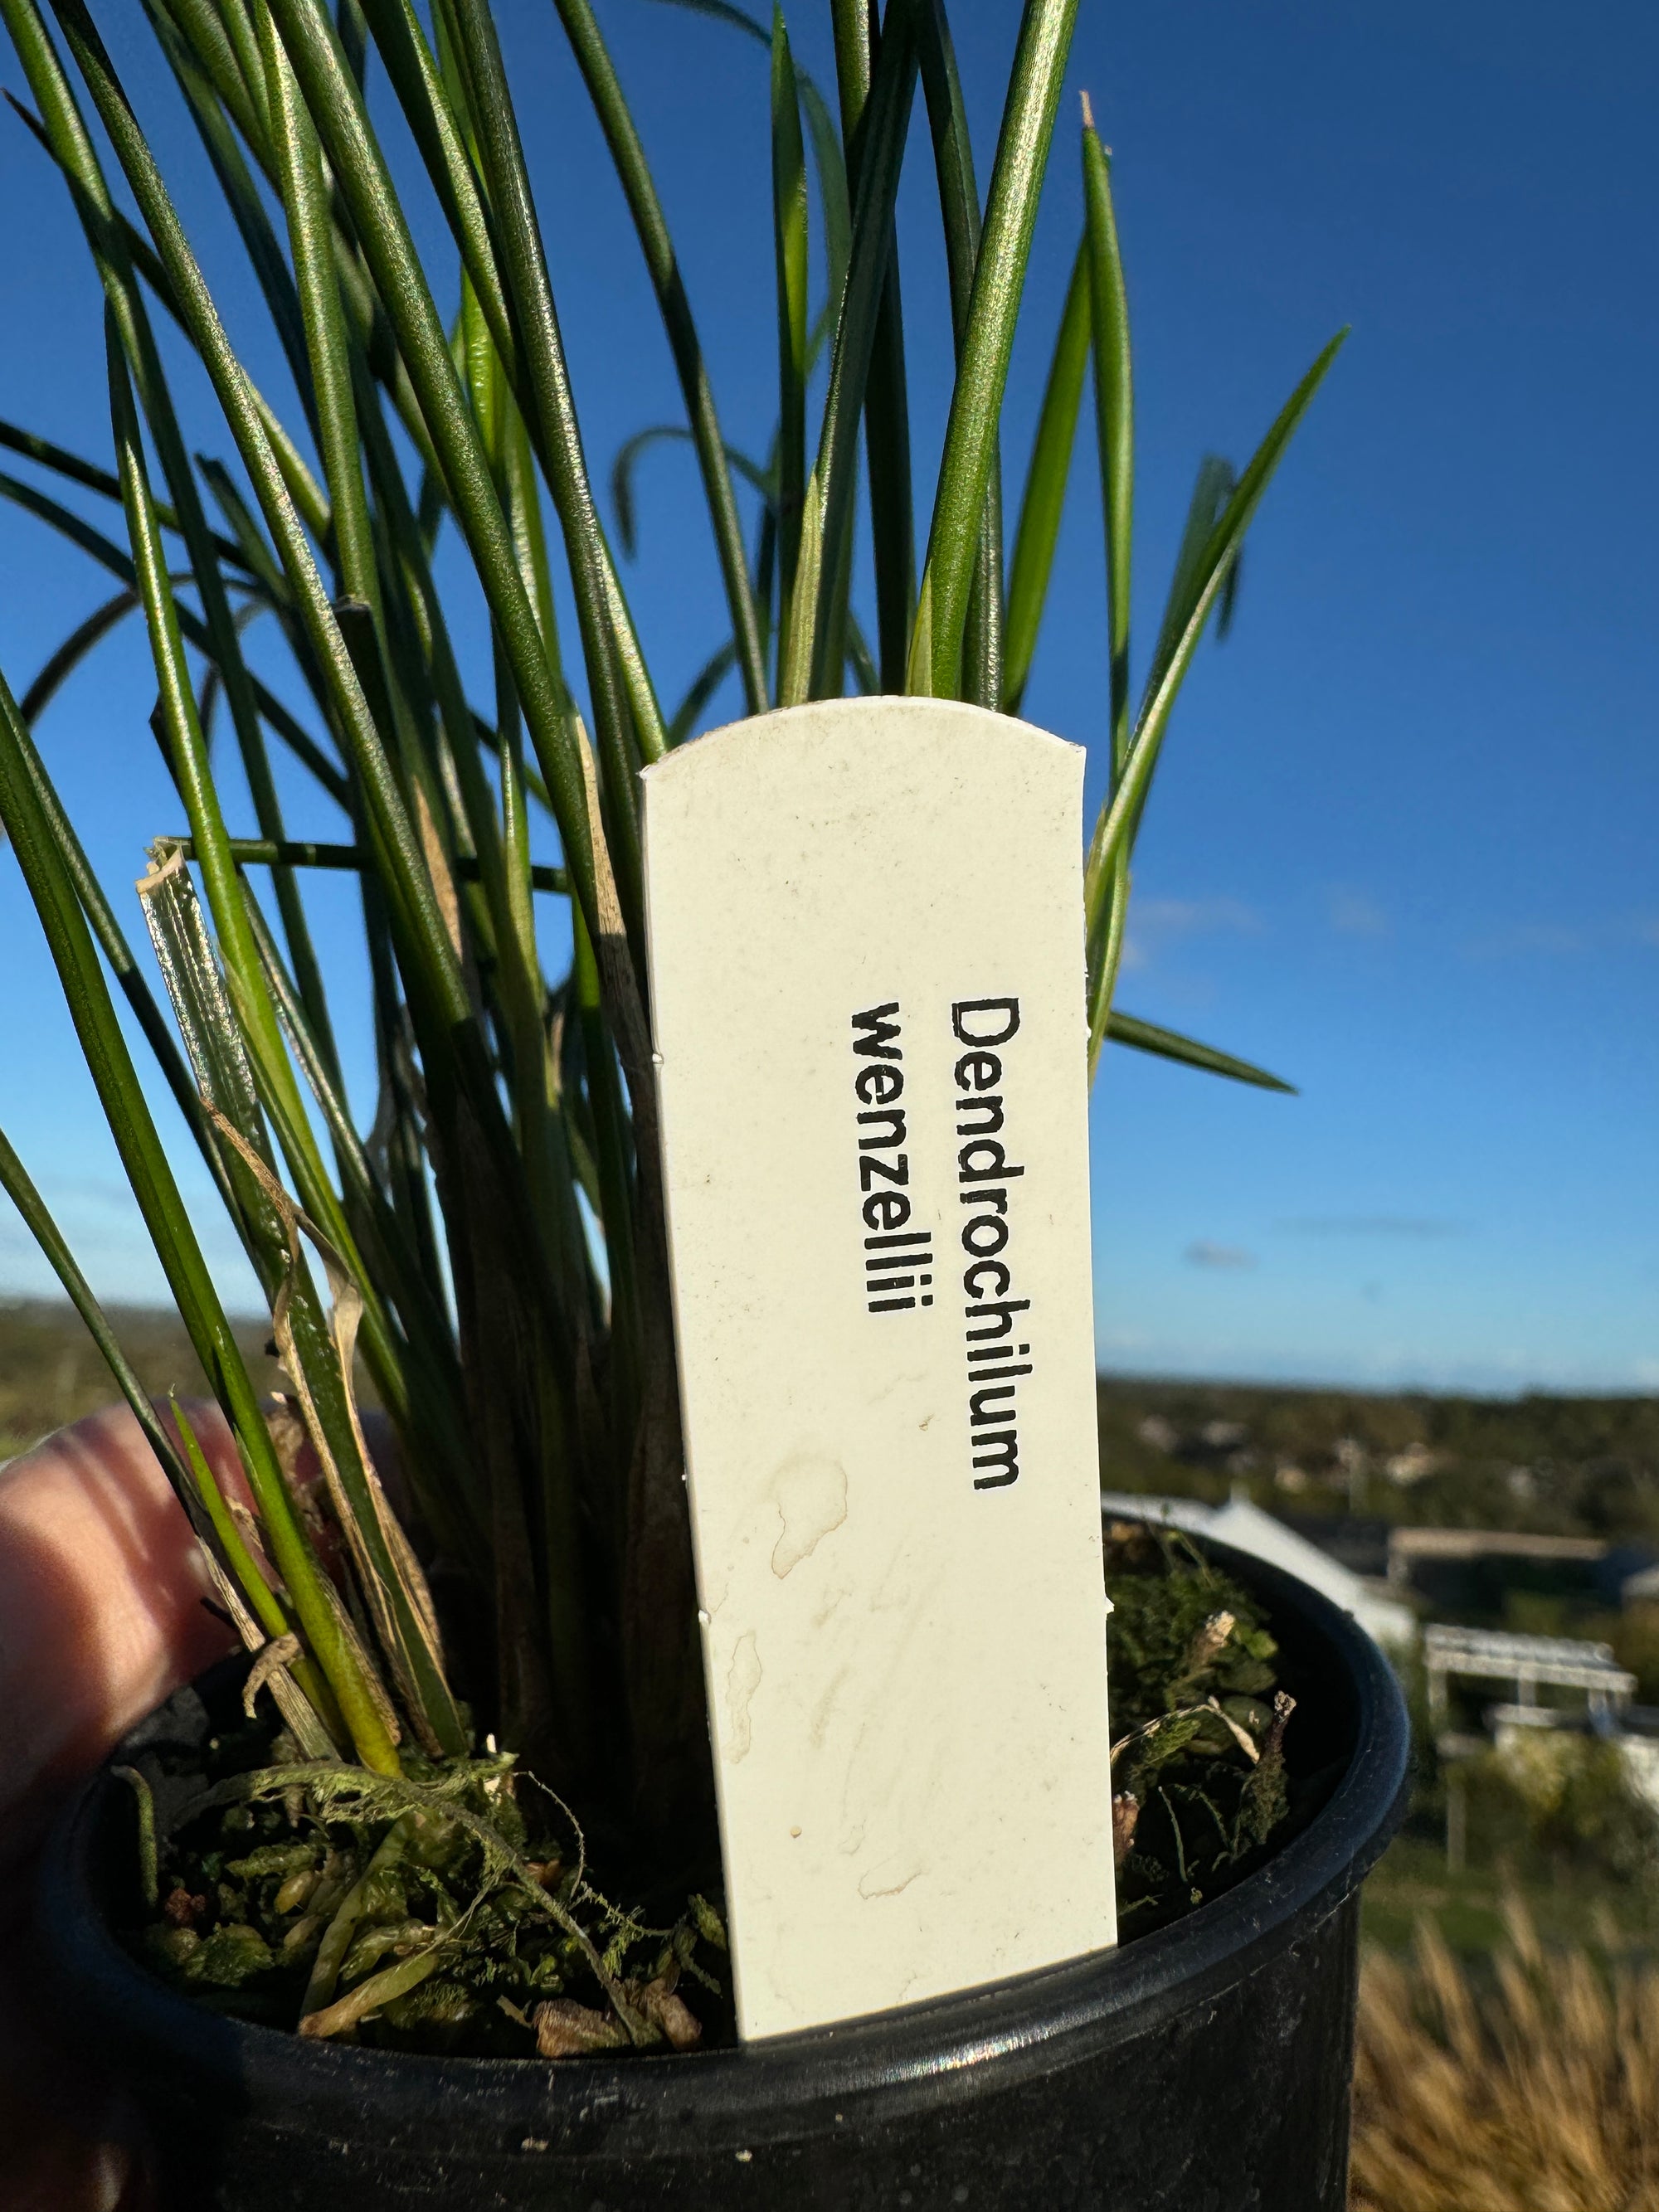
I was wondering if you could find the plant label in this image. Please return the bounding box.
[640,697,1115,2039]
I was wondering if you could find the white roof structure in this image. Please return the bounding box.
[1100,1490,1418,1651]
[1423,1621,1634,1719]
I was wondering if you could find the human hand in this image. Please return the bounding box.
[0,1403,242,2212]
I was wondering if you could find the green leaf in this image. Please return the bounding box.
[104,309,361,1315]
[638,0,767,36]
[1105,1010,1297,1095]
[1083,329,1348,934]
[196,459,288,605]
[0,637,382,1764]
[1082,111,1131,774]
[1075,108,1139,1074]
[146,0,319,447]
[261,8,380,607]
[165,834,567,895]
[1146,453,1237,702]
[845,611,879,695]
[800,73,852,322]
[553,0,769,713]
[0,1116,338,1757]
[0,413,252,571]
[788,0,918,705]
[917,0,1002,710]
[611,425,772,561]
[395,0,657,963]
[153,0,271,154]
[571,900,641,1454]
[829,0,914,698]
[0,1130,212,1570]
[1086,843,1130,1080]
[1003,236,1087,714]
[909,0,1080,700]
[666,639,737,746]
[800,54,864,695]
[18,586,142,723]
[26,3,348,1098]
[771,5,809,688]
[0,464,350,806]
[40,0,484,1040]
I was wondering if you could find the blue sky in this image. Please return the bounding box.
[1,0,1655,1394]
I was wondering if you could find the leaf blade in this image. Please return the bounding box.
[1105,1010,1297,1095]
[909,0,1080,699]
[917,0,1002,711]
[1002,236,1087,714]
[1084,329,1348,926]
[771,6,810,694]
[1082,112,1131,774]
[555,0,769,712]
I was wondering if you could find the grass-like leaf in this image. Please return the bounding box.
[1146,453,1238,705]
[770,6,810,699]
[557,0,769,714]
[666,640,739,745]
[909,0,1079,699]
[831,0,914,695]
[0,639,392,1767]
[1084,328,1347,1051]
[790,0,918,704]
[1002,236,1087,714]
[1106,1011,1297,1095]
[918,0,1002,710]
[0,412,252,570]
[18,585,142,723]
[611,425,772,561]
[1082,108,1131,775]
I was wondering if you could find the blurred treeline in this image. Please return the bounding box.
[0,1296,280,1461]
[1098,1375,1659,1543]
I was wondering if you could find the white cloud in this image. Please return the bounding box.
[1121,896,1263,972]
[1464,921,1590,959]
[1463,914,1659,960]
[1327,888,1390,939]
[1185,1241,1258,1271]
[1278,1215,1468,1238]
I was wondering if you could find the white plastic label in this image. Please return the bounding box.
[640,697,1115,2039]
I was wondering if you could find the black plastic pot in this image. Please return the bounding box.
[34,1539,1408,2211]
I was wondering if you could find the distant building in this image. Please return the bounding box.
[1385,1527,1607,1589]
[1384,1442,1440,1487]
[1423,1622,1635,1725]
[1383,1528,1658,1615]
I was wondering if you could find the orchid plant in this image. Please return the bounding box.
[0,0,1337,2046]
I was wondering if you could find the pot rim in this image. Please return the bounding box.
[40,1533,1408,2149]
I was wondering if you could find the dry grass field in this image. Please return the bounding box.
[1352,1898,1659,2212]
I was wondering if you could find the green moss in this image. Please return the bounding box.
[1106,1522,1299,1935]
[120,1524,1300,2050]
[179,1923,275,1987]
[125,1733,731,2055]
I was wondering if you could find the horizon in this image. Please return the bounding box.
[2,1287,1650,1412]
